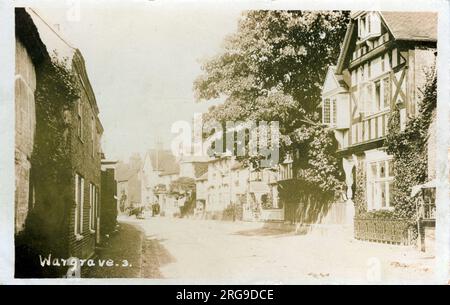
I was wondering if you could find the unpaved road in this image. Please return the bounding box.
[121,216,435,284]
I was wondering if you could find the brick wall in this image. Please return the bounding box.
[67,63,102,259]
[15,39,36,234]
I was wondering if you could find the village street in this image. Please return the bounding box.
[94,216,436,284]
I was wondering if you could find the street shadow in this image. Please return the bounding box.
[232,228,295,237]
[232,223,311,237]
[141,236,177,278]
[82,223,144,278]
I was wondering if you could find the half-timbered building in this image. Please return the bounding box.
[322,11,437,218]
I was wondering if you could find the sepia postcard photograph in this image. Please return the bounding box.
[1,0,450,287]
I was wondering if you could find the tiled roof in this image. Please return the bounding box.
[116,162,140,181]
[380,11,437,42]
[147,149,180,175]
[26,8,77,64]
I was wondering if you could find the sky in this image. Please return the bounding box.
[32,0,245,162]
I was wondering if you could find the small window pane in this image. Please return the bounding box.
[375,81,381,112]
[370,163,377,180]
[323,99,331,124]
[380,182,386,207]
[332,99,337,125]
[388,159,394,177]
[380,162,386,178]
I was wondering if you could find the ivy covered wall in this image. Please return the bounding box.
[386,72,436,220]
[353,71,436,224]
[15,56,80,278]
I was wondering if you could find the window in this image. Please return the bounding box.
[89,184,97,232]
[375,80,381,111]
[74,173,84,236]
[367,158,394,210]
[358,12,381,40]
[359,75,390,115]
[77,99,83,140]
[323,98,336,126]
[359,82,373,115]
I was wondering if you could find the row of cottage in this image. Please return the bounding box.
[117,11,441,252]
[14,8,118,277]
[116,150,284,222]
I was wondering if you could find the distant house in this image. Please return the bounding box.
[195,153,285,222]
[15,8,105,277]
[154,156,209,217]
[140,149,179,208]
[116,154,142,212]
[322,11,437,243]
[157,170,180,217]
[195,172,208,217]
[204,156,233,219]
[179,155,209,179]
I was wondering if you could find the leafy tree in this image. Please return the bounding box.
[169,177,196,217]
[194,10,349,194]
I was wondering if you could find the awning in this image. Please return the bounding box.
[410,179,437,197]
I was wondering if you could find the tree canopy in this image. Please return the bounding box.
[194,10,349,193]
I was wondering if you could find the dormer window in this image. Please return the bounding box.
[357,12,381,41]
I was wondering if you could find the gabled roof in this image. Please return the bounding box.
[145,149,180,175]
[116,161,140,182]
[15,8,50,66]
[26,8,76,64]
[25,8,102,117]
[380,11,437,42]
[336,11,437,74]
